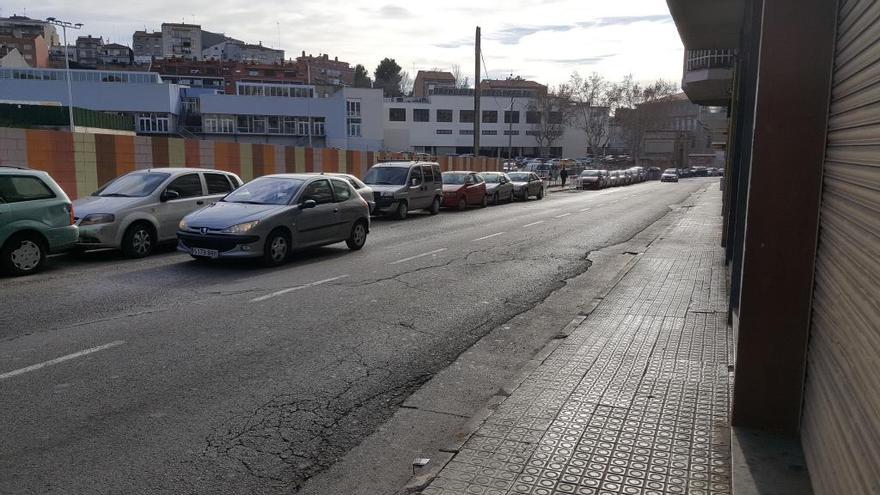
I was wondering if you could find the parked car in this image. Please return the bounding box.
[661,168,680,182]
[324,173,374,213]
[608,170,622,186]
[178,174,370,266]
[362,161,442,219]
[507,172,545,200]
[441,171,487,210]
[575,169,604,189]
[479,172,515,204]
[73,168,242,258]
[0,166,78,275]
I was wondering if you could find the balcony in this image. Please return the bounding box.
[682,49,735,106]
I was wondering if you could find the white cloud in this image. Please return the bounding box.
[11,0,683,86]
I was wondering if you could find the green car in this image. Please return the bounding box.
[0,166,78,275]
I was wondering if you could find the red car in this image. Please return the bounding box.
[441,171,487,210]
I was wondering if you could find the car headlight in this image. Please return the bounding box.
[222,220,260,234]
[178,218,188,230]
[79,213,115,226]
[381,191,394,197]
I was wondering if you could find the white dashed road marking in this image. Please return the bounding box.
[250,275,350,302]
[389,248,447,265]
[0,341,126,381]
[473,232,506,241]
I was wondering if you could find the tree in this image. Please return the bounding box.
[374,58,405,97]
[569,72,620,158]
[353,64,372,88]
[400,70,414,97]
[612,75,678,164]
[450,64,470,89]
[527,84,576,158]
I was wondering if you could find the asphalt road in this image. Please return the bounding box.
[0,178,710,494]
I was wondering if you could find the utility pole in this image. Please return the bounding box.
[473,26,481,157]
[507,95,515,165]
[306,63,313,148]
[46,17,82,133]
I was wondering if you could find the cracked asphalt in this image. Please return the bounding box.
[0,179,710,494]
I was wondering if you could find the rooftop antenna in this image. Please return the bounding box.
[276,20,281,50]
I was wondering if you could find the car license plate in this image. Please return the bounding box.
[191,247,219,258]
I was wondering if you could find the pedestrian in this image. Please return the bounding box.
[560,167,568,188]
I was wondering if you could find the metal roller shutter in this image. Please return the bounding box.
[801,0,880,493]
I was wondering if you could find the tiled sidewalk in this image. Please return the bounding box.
[422,186,732,495]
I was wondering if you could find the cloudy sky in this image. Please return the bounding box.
[6,0,684,87]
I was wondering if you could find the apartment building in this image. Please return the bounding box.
[0,16,59,47]
[412,70,456,97]
[295,52,354,86]
[0,34,48,68]
[132,30,162,62]
[202,39,283,64]
[669,1,880,493]
[161,23,202,60]
[75,35,102,68]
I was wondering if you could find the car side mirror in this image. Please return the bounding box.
[161,189,180,202]
[301,199,317,209]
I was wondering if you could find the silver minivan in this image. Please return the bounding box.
[73,168,242,258]
[362,161,443,219]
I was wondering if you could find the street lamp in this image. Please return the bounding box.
[45,17,82,133]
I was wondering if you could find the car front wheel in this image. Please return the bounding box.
[2,233,46,276]
[394,201,408,220]
[262,229,290,266]
[122,222,155,258]
[427,197,440,215]
[346,221,368,250]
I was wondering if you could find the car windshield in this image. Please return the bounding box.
[443,173,469,184]
[581,170,599,176]
[95,172,170,197]
[508,173,529,181]
[222,177,304,205]
[363,167,409,185]
[664,169,677,173]
[482,174,502,183]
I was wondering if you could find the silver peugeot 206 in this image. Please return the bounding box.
[177,174,370,266]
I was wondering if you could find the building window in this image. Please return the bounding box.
[504,110,520,124]
[252,116,267,133]
[436,129,453,135]
[346,99,361,117]
[238,116,250,133]
[549,111,563,124]
[313,118,326,136]
[459,129,474,135]
[413,108,430,122]
[220,117,234,133]
[459,110,475,123]
[296,119,310,135]
[137,114,170,133]
[268,116,280,134]
[348,118,362,137]
[526,111,541,124]
[481,130,497,135]
[436,109,453,122]
[525,130,539,136]
[503,130,520,135]
[482,110,498,123]
[283,117,297,134]
[389,108,406,122]
[203,117,217,133]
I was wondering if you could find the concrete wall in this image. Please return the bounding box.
[0,128,502,200]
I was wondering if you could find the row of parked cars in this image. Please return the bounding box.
[0,162,548,275]
[572,167,651,189]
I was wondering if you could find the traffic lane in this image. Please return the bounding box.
[0,180,710,492]
[0,180,664,342]
[0,180,706,360]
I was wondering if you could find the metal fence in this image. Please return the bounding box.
[686,49,736,71]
